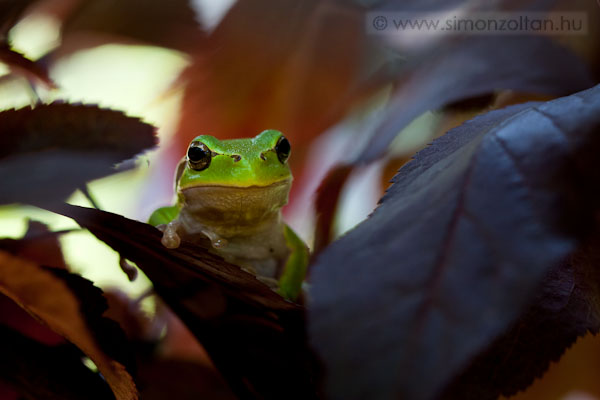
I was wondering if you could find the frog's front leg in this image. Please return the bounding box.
[159,219,182,249]
[149,205,183,249]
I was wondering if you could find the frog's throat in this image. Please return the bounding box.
[178,179,291,238]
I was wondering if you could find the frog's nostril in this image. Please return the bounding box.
[259,153,267,161]
[230,155,242,162]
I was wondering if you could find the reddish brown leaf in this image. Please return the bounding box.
[313,155,412,256]
[313,164,352,255]
[0,220,69,269]
[51,204,299,311]
[0,380,18,400]
[0,221,68,345]
[102,289,154,342]
[55,0,204,52]
[50,204,319,400]
[0,251,138,400]
[0,293,64,345]
[137,358,236,400]
[0,324,115,400]
[174,0,385,191]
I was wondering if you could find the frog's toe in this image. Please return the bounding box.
[161,231,181,249]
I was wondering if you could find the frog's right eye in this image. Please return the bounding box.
[187,141,211,171]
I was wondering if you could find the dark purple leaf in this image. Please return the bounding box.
[360,35,594,162]
[442,237,600,399]
[0,103,157,206]
[308,84,600,400]
[314,34,594,247]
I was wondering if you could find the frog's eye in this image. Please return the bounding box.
[187,141,211,171]
[275,136,291,164]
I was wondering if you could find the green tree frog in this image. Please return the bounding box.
[148,130,308,301]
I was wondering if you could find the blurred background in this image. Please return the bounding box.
[0,0,599,398]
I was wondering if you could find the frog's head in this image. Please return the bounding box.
[176,130,293,228]
[178,129,292,189]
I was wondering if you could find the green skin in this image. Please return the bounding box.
[149,130,308,301]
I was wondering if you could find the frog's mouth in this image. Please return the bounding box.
[179,179,292,228]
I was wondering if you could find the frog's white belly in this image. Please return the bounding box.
[177,183,292,280]
[180,209,289,278]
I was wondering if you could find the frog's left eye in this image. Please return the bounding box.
[187,141,211,171]
[275,136,291,164]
